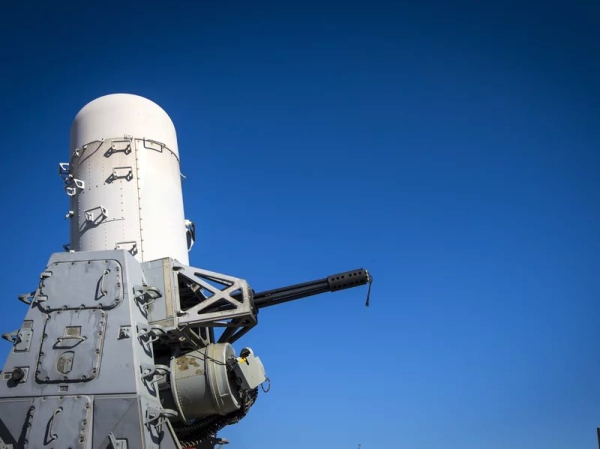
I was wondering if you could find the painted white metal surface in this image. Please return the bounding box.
[67,94,189,264]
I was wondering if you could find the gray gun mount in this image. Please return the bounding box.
[0,250,371,449]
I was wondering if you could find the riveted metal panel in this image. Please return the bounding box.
[38,260,123,311]
[25,396,91,449]
[36,310,106,383]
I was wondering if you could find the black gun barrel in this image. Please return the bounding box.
[253,268,371,309]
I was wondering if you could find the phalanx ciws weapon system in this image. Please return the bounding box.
[0,94,371,449]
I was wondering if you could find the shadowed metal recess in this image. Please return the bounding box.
[0,94,372,449]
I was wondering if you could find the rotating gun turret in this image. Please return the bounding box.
[0,93,373,449]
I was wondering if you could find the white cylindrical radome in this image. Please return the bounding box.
[67,93,190,264]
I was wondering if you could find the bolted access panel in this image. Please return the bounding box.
[38,259,123,311]
[25,395,92,449]
[36,309,106,383]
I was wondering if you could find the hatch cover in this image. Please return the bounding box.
[26,395,91,449]
[38,259,123,311]
[36,309,106,383]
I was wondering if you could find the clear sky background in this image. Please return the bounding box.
[1,1,599,448]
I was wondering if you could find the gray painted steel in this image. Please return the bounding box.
[0,250,180,448]
[0,250,267,449]
[0,250,370,449]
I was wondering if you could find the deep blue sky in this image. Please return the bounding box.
[1,1,599,448]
